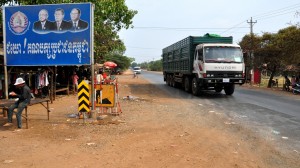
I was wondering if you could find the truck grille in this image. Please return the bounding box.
[214,73,235,78]
[206,71,243,78]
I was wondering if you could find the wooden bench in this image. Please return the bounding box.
[0,98,50,129]
[55,87,69,95]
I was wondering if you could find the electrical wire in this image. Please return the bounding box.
[124,2,300,51]
[126,46,159,50]
[253,3,300,20]
[132,26,247,30]
[217,3,300,36]
[219,20,248,35]
[131,4,300,33]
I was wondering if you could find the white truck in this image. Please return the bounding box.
[162,34,245,95]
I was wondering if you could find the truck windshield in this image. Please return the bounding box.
[204,46,243,63]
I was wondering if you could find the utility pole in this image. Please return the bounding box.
[247,17,257,85]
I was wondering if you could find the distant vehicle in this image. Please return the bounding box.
[133,67,142,74]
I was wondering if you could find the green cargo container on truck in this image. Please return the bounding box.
[162,34,245,95]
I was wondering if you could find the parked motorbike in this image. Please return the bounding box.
[292,83,300,95]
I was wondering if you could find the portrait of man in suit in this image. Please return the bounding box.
[53,8,72,31]
[69,8,88,32]
[33,9,54,32]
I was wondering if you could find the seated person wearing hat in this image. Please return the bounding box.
[3,77,32,129]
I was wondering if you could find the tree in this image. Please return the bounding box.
[139,62,149,70]
[105,53,131,71]
[239,34,262,82]
[256,33,283,87]
[131,62,138,68]
[149,60,162,71]
[239,26,300,88]
[276,26,300,65]
[92,0,137,61]
[137,60,162,71]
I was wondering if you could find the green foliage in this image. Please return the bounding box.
[239,34,262,52]
[240,26,300,70]
[127,57,135,63]
[149,60,162,71]
[131,62,138,68]
[276,26,300,65]
[136,60,162,71]
[105,53,131,71]
[92,0,137,61]
[139,62,149,70]
[239,25,300,87]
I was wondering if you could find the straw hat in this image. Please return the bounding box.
[14,78,25,85]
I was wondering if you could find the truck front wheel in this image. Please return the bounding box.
[224,84,235,95]
[191,78,200,96]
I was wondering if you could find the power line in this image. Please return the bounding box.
[130,4,300,33]
[124,3,300,54]
[256,10,299,21]
[126,46,160,50]
[253,3,300,20]
[222,3,300,36]
[133,26,247,30]
[219,20,248,35]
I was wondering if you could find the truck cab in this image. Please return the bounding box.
[193,43,245,95]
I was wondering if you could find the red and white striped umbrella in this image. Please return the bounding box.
[103,61,117,68]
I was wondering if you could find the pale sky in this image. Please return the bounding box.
[119,0,300,63]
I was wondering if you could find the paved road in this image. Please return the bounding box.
[140,71,300,150]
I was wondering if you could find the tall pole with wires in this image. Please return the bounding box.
[247,17,257,85]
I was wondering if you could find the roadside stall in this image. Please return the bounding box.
[90,61,122,117]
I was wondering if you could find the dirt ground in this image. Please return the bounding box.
[0,70,299,168]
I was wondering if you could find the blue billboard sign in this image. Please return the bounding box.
[3,3,92,66]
